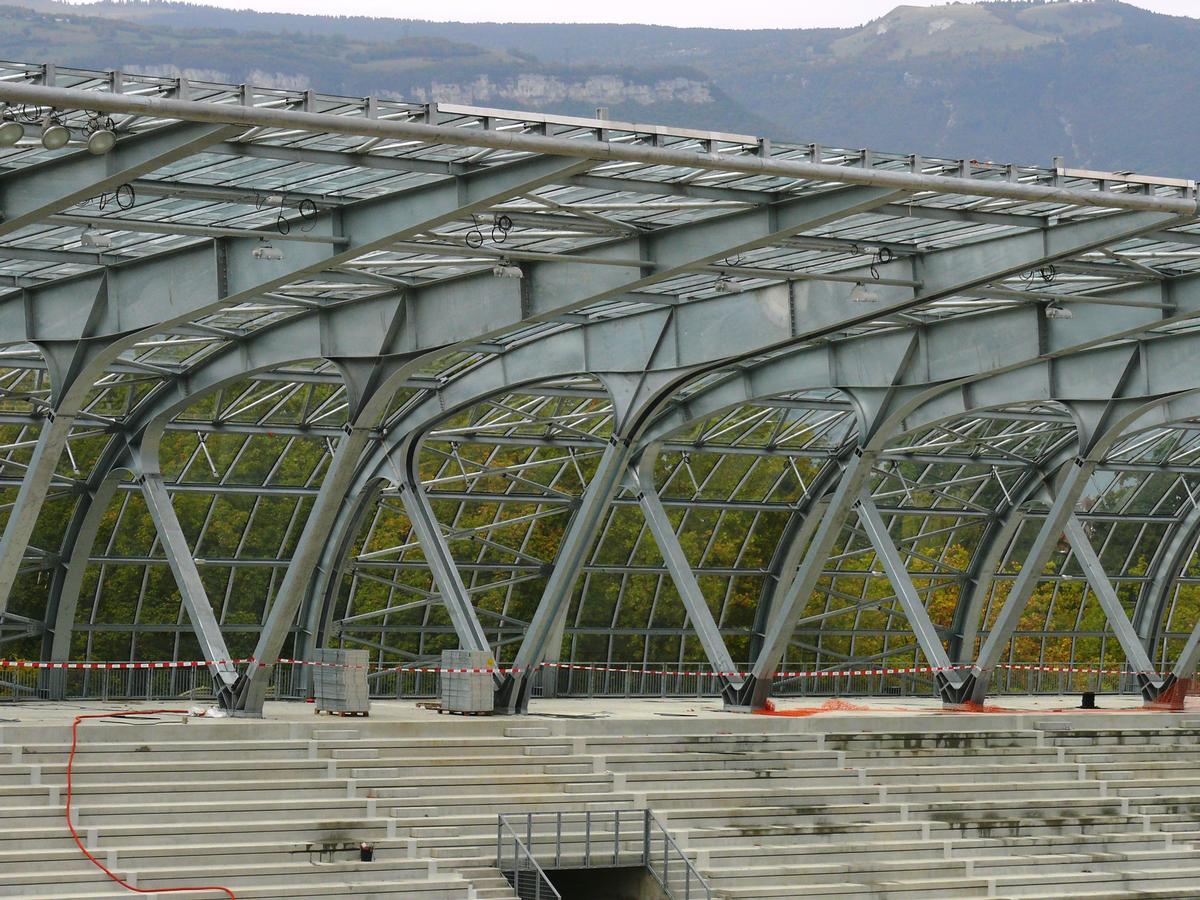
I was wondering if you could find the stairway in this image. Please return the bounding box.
[3,711,1200,898]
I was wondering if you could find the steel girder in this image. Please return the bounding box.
[0,152,591,625]
[7,64,1200,716]
[327,305,1198,710]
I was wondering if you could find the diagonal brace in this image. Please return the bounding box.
[1062,514,1163,699]
[854,494,966,696]
[634,457,745,701]
[138,472,241,705]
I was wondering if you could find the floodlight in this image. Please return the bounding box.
[0,119,22,148]
[86,128,116,155]
[1044,301,1073,320]
[714,276,743,294]
[40,121,70,150]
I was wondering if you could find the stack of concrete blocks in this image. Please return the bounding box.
[439,649,495,713]
[311,647,371,714]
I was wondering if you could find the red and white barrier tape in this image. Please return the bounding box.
[0,658,1171,679]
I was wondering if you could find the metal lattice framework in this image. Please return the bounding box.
[3,61,1200,712]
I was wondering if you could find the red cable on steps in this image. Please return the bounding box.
[65,709,237,900]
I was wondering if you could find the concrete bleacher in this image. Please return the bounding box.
[1,701,1200,898]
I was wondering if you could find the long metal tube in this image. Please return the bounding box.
[0,81,1195,216]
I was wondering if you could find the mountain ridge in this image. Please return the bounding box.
[1,0,1196,177]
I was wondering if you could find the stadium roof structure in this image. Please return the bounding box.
[2,62,1200,713]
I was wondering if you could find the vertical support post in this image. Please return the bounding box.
[732,447,877,710]
[397,436,492,653]
[643,809,650,867]
[964,458,1095,704]
[138,472,239,697]
[1063,514,1163,696]
[855,494,966,696]
[635,452,744,698]
[495,437,633,713]
[614,808,620,866]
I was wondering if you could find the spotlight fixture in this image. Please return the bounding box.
[80,226,112,250]
[713,275,743,295]
[86,127,116,155]
[491,258,523,279]
[252,240,284,261]
[40,119,70,151]
[1044,300,1073,320]
[849,281,881,303]
[0,118,22,148]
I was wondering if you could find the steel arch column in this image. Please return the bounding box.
[730,443,881,709]
[302,478,391,663]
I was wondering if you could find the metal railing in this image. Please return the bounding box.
[497,809,713,900]
[0,658,1156,704]
[645,809,713,900]
[497,813,562,900]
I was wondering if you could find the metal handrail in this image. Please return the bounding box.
[645,809,714,900]
[497,809,713,900]
[497,814,562,900]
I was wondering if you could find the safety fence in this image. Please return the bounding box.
[497,809,712,900]
[0,657,1171,703]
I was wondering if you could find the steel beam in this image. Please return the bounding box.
[959,459,1095,704]
[234,423,374,715]
[0,414,76,620]
[1062,513,1163,698]
[855,494,965,695]
[301,478,391,662]
[0,153,588,633]
[0,121,242,237]
[45,473,121,664]
[1167,616,1200,685]
[730,447,878,709]
[633,450,744,700]
[137,471,240,702]
[495,437,634,713]
[2,79,1195,216]
[1136,501,1200,651]
[395,434,493,655]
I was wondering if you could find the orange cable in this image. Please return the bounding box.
[65,709,236,899]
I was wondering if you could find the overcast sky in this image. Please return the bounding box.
[108,0,1199,28]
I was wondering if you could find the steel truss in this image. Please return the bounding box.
[3,62,1200,712]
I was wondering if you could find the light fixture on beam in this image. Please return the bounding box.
[40,118,70,151]
[713,275,743,294]
[1044,300,1073,320]
[80,226,112,250]
[252,240,284,261]
[86,127,116,155]
[0,117,22,148]
[491,257,523,279]
[849,281,881,303]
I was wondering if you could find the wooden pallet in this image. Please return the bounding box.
[314,708,370,717]
[435,707,492,716]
